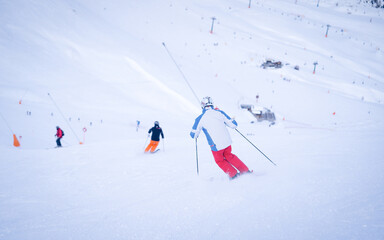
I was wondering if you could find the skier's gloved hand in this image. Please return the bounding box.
[190,130,199,139]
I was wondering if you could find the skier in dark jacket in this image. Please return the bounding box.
[145,121,164,153]
[55,126,64,147]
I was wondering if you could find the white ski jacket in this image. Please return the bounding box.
[190,106,237,151]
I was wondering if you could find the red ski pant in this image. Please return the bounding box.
[212,145,249,178]
[145,140,159,153]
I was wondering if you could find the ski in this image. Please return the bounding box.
[151,149,160,153]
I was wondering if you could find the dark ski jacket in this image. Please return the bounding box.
[148,125,164,141]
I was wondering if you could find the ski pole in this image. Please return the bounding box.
[162,139,165,152]
[195,138,199,175]
[235,129,277,166]
[143,135,149,151]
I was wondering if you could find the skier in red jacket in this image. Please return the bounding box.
[55,126,64,147]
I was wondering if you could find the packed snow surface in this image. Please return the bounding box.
[1,0,384,239]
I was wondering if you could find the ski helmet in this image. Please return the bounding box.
[154,121,159,126]
[201,96,213,109]
[56,126,59,129]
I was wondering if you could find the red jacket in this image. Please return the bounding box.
[56,128,63,138]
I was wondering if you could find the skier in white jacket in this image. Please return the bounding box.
[190,97,250,179]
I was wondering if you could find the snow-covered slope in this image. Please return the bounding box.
[1,0,383,239]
